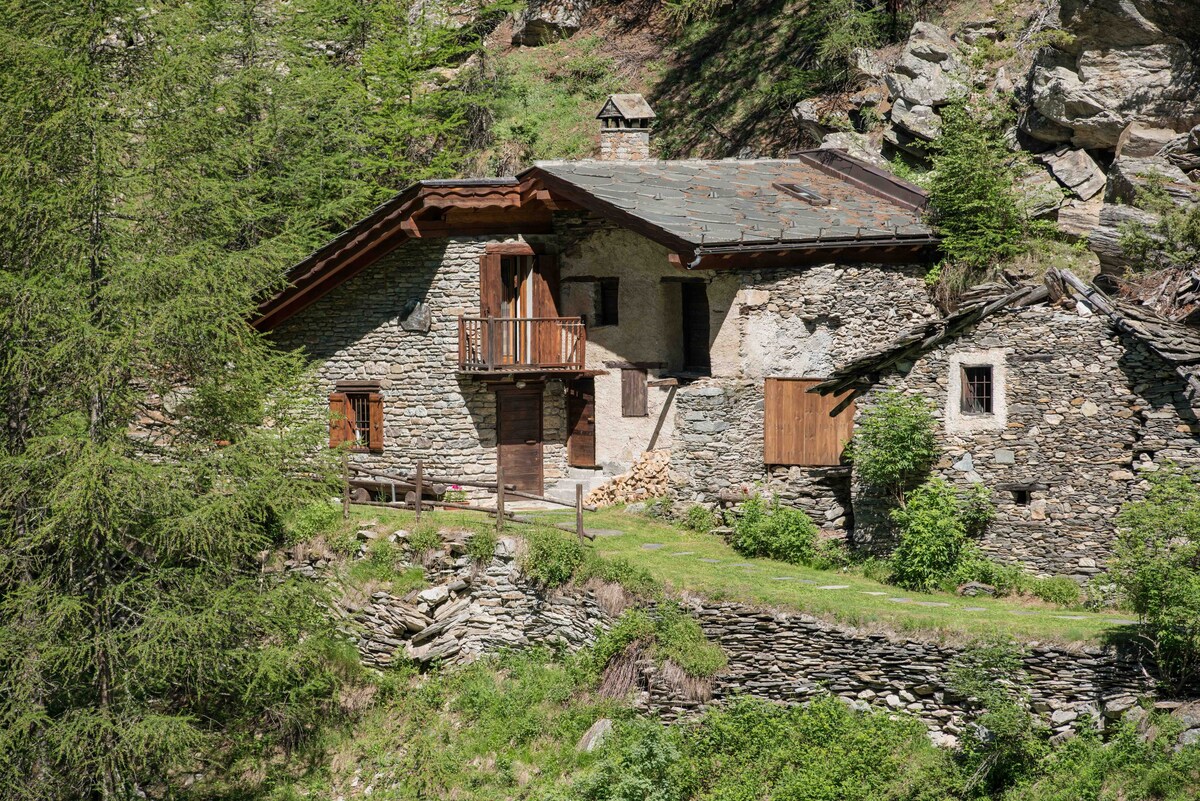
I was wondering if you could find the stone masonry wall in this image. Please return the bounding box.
[672,262,937,526]
[854,302,1200,578]
[328,533,1156,746]
[270,236,569,484]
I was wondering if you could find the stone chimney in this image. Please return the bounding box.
[597,94,655,161]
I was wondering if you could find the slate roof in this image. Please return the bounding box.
[811,269,1200,397]
[597,94,656,120]
[529,153,934,252]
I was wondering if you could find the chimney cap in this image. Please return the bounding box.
[597,93,656,121]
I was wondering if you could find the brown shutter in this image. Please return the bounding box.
[763,378,855,466]
[621,368,648,417]
[532,254,561,364]
[480,251,503,318]
[328,392,351,448]
[367,392,384,452]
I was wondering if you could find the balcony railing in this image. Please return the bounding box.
[458,316,586,373]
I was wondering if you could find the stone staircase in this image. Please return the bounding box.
[545,467,610,505]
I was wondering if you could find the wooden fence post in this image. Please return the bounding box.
[495,463,505,534]
[415,460,424,523]
[341,452,350,520]
[576,482,584,545]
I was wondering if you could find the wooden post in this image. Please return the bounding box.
[495,462,505,534]
[576,482,584,546]
[341,452,350,520]
[414,460,424,522]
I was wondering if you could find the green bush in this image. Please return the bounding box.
[1032,575,1082,608]
[731,496,819,566]
[683,504,716,533]
[406,523,441,556]
[959,482,995,537]
[1111,464,1200,691]
[891,478,968,592]
[577,555,660,598]
[284,500,340,543]
[858,555,894,585]
[592,605,726,679]
[326,528,360,558]
[849,390,939,503]
[949,546,1029,596]
[466,529,498,565]
[811,537,850,571]
[521,528,586,588]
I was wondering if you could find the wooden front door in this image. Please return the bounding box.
[497,386,544,493]
[567,377,596,468]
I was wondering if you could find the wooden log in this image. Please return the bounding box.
[415,460,423,523]
[576,483,584,546]
[504,488,598,512]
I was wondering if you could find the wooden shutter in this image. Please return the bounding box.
[763,378,855,466]
[480,251,503,318]
[328,392,352,448]
[622,368,648,417]
[367,392,384,452]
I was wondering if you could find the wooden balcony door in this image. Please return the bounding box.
[499,255,533,365]
[496,385,544,493]
[480,245,562,369]
[567,377,596,468]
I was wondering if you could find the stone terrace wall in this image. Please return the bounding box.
[854,303,1200,578]
[673,262,936,523]
[323,532,1156,745]
[642,601,1152,746]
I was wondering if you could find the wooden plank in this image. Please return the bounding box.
[764,378,854,466]
[567,377,596,468]
[367,393,384,451]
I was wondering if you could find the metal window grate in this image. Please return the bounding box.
[347,393,372,445]
[961,365,994,414]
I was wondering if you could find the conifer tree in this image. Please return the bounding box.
[0,0,491,796]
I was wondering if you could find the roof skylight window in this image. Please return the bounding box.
[774,182,829,206]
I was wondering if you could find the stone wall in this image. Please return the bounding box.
[642,600,1153,747]
[672,262,936,524]
[330,535,1157,745]
[854,302,1200,577]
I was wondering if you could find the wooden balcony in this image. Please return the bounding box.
[458,316,586,374]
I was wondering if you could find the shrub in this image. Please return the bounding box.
[811,538,850,571]
[521,527,586,588]
[1118,171,1200,273]
[890,478,968,592]
[326,528,360,558]
[859,555,894,585]
[683,503,716,533]
[1111,464,1200,691]
[406,523,441,557]
[465,529,498,566]
[653,603,727,678]
[1032,576,1081,608]
[577,555,660,598]
[731,496,819,566]
[849,390,938,503]
[284,500,340,543]
[959,482,995,537]
[950,547,1028,596]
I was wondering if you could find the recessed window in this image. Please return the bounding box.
[594,278,619,327]
[330,382,383,452]
[960,365,994,415]
[1011,489,1030,506]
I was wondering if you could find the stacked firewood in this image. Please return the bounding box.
[586,449,670,507]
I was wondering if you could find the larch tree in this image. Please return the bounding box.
[0,0,490,798]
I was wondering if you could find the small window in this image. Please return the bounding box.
[1011,489,1031,506]
[960,365,994,415]
[621,368,647,417]
[774,182,829,206]
[330,383,383,451]
[594,278,619,327]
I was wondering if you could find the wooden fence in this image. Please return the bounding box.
[343,458,594,544]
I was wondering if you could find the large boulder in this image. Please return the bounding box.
[819,132,888,169]
[1025,0,1200,149]
[1036,146,1107,200]
[1106,156,1194,204]
[512,0,588,46]
[890,97,941,141]
[885,22,969,108]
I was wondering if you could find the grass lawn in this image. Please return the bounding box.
[343,504,1130,647]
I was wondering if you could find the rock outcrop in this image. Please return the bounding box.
[511,0,589,46]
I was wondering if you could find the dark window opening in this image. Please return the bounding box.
[681,282,711,375]
[330,382,383,452]
[961,365,994,415]
[1011,489,1030,506]
[346,392,373,447]
[595,278,619,326]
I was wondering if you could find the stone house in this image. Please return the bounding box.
[256,94,939,502]
[807,271,1200,579]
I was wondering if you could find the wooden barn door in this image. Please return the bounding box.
[681,282,711,374]
[567,377,596,468]
[496,386,544,493]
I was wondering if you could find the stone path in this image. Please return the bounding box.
[641,543,665,550]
